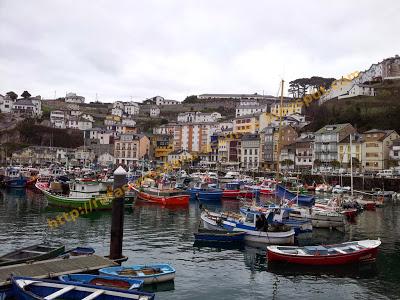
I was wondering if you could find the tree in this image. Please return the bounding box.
[183,95,198,103]
[21,91,31,99]
[330,160,341,169]
[313,159,322,168]
[387,159,398,168]
[6,91,18,100]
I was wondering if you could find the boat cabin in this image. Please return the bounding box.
[69,179,101,199]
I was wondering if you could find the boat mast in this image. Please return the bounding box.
[350,133,353,196]
[276,79,284,181]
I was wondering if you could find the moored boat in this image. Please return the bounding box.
[0,243,65,267]
[58,274,144,290]
[201,210,295,245]
[99,264,176,284]
[35,179,114,210]
[194,228,246,243]
[133,186,189,206]
[267,239,381,266]
[4,167,27,188]
[12,276,155,300]
[187,183,223,202]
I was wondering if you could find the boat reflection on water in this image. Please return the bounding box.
[267,260,378,279]
[141,279,175,293]
[193,240,245,251]
[134,200,190,212]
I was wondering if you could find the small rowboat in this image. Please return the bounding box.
[0,243,65,267]
[100,264,175,284]
[59,274,144,290]
[12,276,154,300]
[267,239,381,266]
[194,228,246,243]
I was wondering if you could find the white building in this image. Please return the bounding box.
[68,117,93,130]
[124,102,140,116]
[0,95,16,113]
[111,107,123,117]
[121,118,136,127]
[167,149,193,162]
[154,96,179,106]
[65,92,85,104]
[70,109,81,117]
[12,98,42,117]
[85,128,114,144]
[236,104,267,117]
[81,113,94,122]
[113,101,125,110]
[98,152,114,166]
[50,110,67,128]
[177,111,222,123]
[150,106,160,118]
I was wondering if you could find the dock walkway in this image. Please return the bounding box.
[0,255,117,286]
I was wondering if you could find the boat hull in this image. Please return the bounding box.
[194,229,245,243]
[188,188,223,201]
[5,177,27,188]
[99,264,175,284]
[137,191,189,206]
[267,241,380,266]
[276,185,315,207]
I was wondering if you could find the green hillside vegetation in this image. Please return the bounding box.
[16,119,84,148]
[305,93,400,133]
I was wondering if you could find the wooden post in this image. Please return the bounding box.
[109,166,127,260]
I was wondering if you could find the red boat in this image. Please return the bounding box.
[267,239,381,266]
[222,182,255,199]
[137,187,189,206]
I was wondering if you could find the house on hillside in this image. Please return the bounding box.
[65,92,85,104]
[362,129,399,170]
[12,97,42,117]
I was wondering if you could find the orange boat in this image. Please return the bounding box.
[136,187,189,206]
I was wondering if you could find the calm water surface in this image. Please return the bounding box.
[1,188,400,299]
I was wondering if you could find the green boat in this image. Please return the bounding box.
[36,179,114,210]
[0,243,65,267]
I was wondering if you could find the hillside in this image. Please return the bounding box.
[305,94,400,133]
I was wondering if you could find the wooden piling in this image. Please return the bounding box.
[109,166,127,260]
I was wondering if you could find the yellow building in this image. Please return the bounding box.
[270,101,303,116]
[151,134,174,163]
[233,115,259,134]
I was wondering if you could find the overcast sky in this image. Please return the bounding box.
[1,0,399,102]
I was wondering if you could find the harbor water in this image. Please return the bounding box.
[1,188,400,299]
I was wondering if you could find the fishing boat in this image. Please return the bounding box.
[267,239,381,266]
[35,179,113,210]
[239,206,313,235]
[259,179,277,195]
[194,228,246,243]
[355,197,376,210]
[59,274,144,290]
[12,276,155,300]
[187,183,223,202]
[201,210,295,245]
[99,264,176,284]
[134,186,189,206]
[276,185,315,207]
[4,167,27,188]
[0,243,65,267]
[289,206,345,229]
[315,183,332,193]
[222,182,255,199]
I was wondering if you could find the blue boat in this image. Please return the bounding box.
[4,168,27,188]
[187,183,223,201]
[276,185,315,207]
[12,276,155,300]
[70,247,95,256]
[59,274,144,290]
[194,228,245,243]
[99,264,175,285]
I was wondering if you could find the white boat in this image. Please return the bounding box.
[315,183,332,193]
[289,206,345,229]
[201,210,295,245]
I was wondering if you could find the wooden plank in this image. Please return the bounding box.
[44,285,75,300]
[0,255,117,287]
